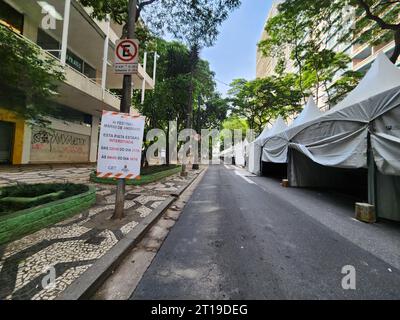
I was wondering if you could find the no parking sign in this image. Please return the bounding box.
[114,39,139,74]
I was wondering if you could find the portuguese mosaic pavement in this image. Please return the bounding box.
[0,165,197,300]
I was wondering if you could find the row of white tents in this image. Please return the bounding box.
[242,52,400,222]
[220,140,247,167]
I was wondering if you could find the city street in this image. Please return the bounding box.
[2,0,400,305]
[131,165,400,300]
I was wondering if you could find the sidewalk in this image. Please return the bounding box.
[0,166,200,300]
[0,164,96,187]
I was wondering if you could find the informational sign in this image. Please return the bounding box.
[114,39,139,74]
[97,111,145,179]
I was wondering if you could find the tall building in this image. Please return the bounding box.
[256,2,279,78]
[0,0,154,165]
[256,1,400,110]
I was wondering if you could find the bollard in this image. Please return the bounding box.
[281,179,289,188]
[355,203,376,223]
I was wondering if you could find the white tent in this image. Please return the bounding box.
[262,97,322,163]
[234,141,246,167]
[219,146,234,158]
[248,116,287,175]
[283,53,400,170]
[264,53,400,221]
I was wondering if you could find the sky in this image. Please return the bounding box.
[201,0,273,97]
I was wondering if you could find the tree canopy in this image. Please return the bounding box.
[258,0,400,108]
[228,75,302,134]
[80,0,241,47]
[0,25,65,125]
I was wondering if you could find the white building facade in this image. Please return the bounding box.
[0,0,154,165]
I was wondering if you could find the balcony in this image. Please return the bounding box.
[6,0,155,116]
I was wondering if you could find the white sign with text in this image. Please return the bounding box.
[97,111,145,179]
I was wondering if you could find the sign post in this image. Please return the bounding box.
[97,111,145,217]
[114,39,139,74]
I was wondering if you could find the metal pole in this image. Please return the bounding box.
[60,0,71,66]
[141,51,148,104]
[113,0,137,220]
[153,51,158,85]
[101,14,111,94]
[367,132,376,207]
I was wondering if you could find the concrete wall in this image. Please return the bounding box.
[28,117,99,164]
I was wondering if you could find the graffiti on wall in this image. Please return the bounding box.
[30,127,90,163]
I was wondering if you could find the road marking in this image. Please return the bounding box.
[235,170,256,184]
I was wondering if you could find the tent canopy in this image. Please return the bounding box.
[262,97,321,163]
[262,53,400,170]
[332,52,400,114]
[291,97,322,127]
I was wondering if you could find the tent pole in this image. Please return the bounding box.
[367,131,377,209]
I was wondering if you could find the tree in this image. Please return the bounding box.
[81,0,241,175]
[134,39,226,165]
[0,25,65,126]
[264,0,400,63]
[259,0,400,107]
[228,75,302,134]
[80,0,242,47]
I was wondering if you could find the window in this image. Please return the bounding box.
[83,63,96,79]
[37,28,96,77]
[66,50,83,73]
[37,28,60,57]
[0,0,24,33]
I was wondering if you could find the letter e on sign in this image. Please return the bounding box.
[114,39,139,74]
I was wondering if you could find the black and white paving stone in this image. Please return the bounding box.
[0,166,198,300]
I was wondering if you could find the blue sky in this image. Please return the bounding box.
[201,0,273,96]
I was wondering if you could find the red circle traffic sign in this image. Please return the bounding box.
[116,40,138,62]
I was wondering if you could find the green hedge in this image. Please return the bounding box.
[0,183,89,215]
[90,165,182,185]
[0,186,96,245]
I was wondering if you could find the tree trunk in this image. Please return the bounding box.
[113,0,137,220]
[166,119,170,165]
[391,29,400,64]
[182,45,198,175]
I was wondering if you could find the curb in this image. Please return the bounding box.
[57,196,175,300]
[171,168,204,197]
[57,168,205,300]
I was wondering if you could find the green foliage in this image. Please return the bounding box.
[0,25,65,125]
[228,75,302,134]
[135,39,227,133]
[329,70,364,105]
[0,183,89,215]
[79,0,241,47]
[221,115,249,141]
[258,0,400,109]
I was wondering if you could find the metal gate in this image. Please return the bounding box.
[0,121,14,164]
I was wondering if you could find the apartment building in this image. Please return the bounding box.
[256,1,400,110]
[0,0,154,165]
[256,0,294,79]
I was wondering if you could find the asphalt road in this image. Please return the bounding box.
[131,165,400,299]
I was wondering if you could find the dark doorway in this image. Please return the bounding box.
[261,161,287,180]
[0,121,15,164]
[288,148,368,201]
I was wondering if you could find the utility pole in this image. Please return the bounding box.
[113,0,138,220]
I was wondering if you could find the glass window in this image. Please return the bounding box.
[37,28,60,58]
[83,62,96,79]
[66,50,83,73]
